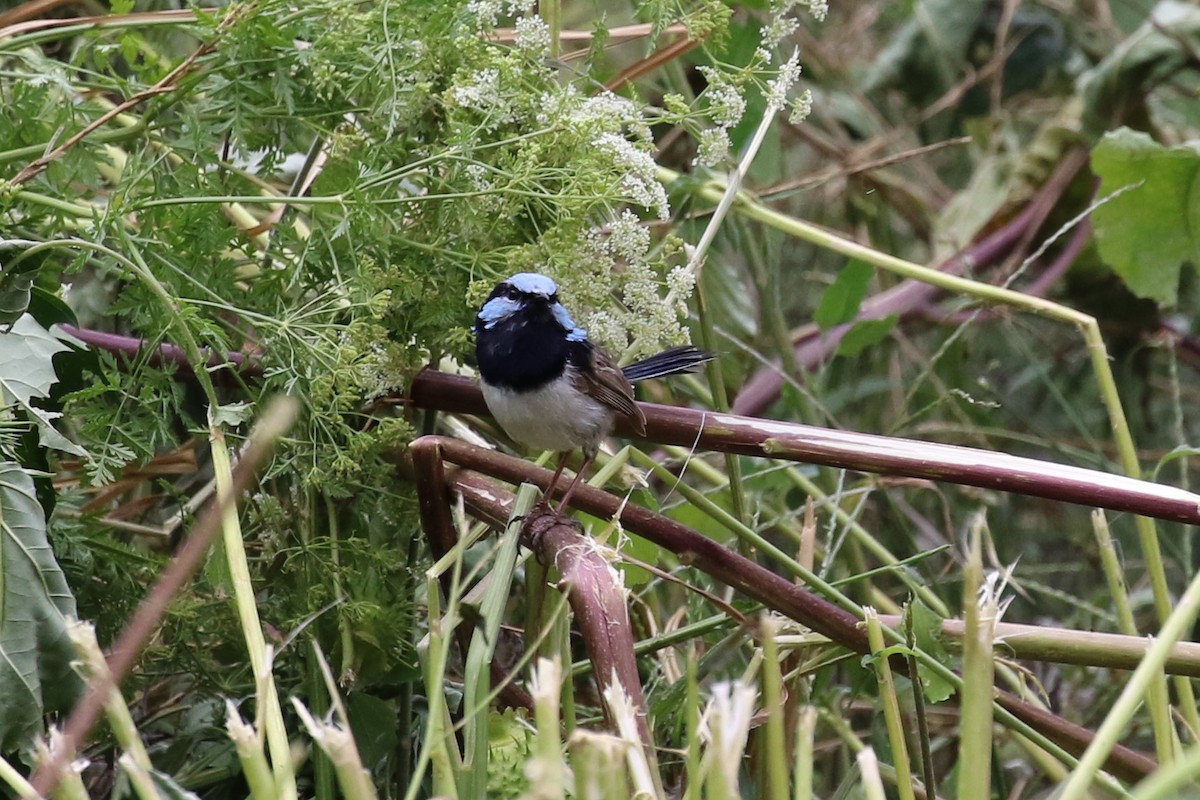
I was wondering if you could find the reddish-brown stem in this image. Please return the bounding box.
[60,325,259,379]
[522,511,655,755]
[409,371,1200,525]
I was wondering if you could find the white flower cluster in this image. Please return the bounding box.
[592,133,669,220]
[606,209,651,263]
[451,67,518,128]
[789,88,813,124]
[694,65,747,167]
[466,0,535,28]
[765,49,802,113]
[514,15,550,56]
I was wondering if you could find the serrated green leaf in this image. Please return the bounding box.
[0,315,87,457]
[814,261,873,330]
[1091,127,1200,306]
[908,599,954,703]
[835,314,898,357]
[0,461,83,750]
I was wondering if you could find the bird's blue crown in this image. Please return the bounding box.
[474,273,588,343]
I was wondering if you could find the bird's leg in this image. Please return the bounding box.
[541,451,571,506]
[553,453,594,515]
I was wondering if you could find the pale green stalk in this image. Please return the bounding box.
[662,164,1197,733]
[413,574,462,800]
[527,658,566,800]
[461,488,526,798]
[1093,510,1177,763]
[1130,743,1200,800]
[541,0,561,58]
[1058,558,1200,799]
[684,651,703,800]
[857,749,887,800]
[957,520,994,800]
[324,495,357,683]
[291,699,378,800]
[116,754,160,800]
[570,731,629,800]
[67,622,160,800]
[0,752,37,799]
[225,700,276,800]
[603,677,663,799]
[793,707,818,800]
[759,616,790,800]
[864,610,915,800]
[210,429,297,800]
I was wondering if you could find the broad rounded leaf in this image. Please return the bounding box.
[1091,127,1200,306]
[0,462,82,750]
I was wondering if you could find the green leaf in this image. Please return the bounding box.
[835,315,898,357]
[1091,127,1200,306]
[814,261,873,330]
[0,315,87,457]
[907,599,954,704]
[0,461,83,750]
[0,259,40,326]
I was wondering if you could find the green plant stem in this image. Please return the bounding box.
[864,610,915,800]
[226,701,277,800]
[541,0,561,58]
[1094,510,1177,763]
[684,650,703,800]
[0,754,36,797]
[793,706,817,800]
[760,616,790,800]
[957,519,994,800]
[211,432,298,800]
[1059,553,1200,799]
[1131,743,1200,800]
[693,276,749,531]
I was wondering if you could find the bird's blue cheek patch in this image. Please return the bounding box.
[476,296,522,329]
[552,303,588,342]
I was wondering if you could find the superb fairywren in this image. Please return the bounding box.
[473,272,712,511]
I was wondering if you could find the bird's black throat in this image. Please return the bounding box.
[475,304,590,392]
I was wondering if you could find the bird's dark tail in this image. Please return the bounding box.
[622,346,715,382]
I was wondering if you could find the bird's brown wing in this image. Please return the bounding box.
[575,345,648,436]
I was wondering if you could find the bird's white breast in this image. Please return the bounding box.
[480,372,613,454]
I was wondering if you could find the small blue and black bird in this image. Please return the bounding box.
[473,272,712,510]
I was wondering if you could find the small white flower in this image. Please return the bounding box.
[593,133,670,219]
[571,92,639,128]
[453,67,501,110]
[514,15,551,55]
[465,162,491,191]
[762,14,799,50]
[694,127,731,167]
[788,88,813,124]
[765,49,801,112]
[607,210,650,263]
[667,265,695,297]
[803,0,828,21]
[466,0,502,27]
